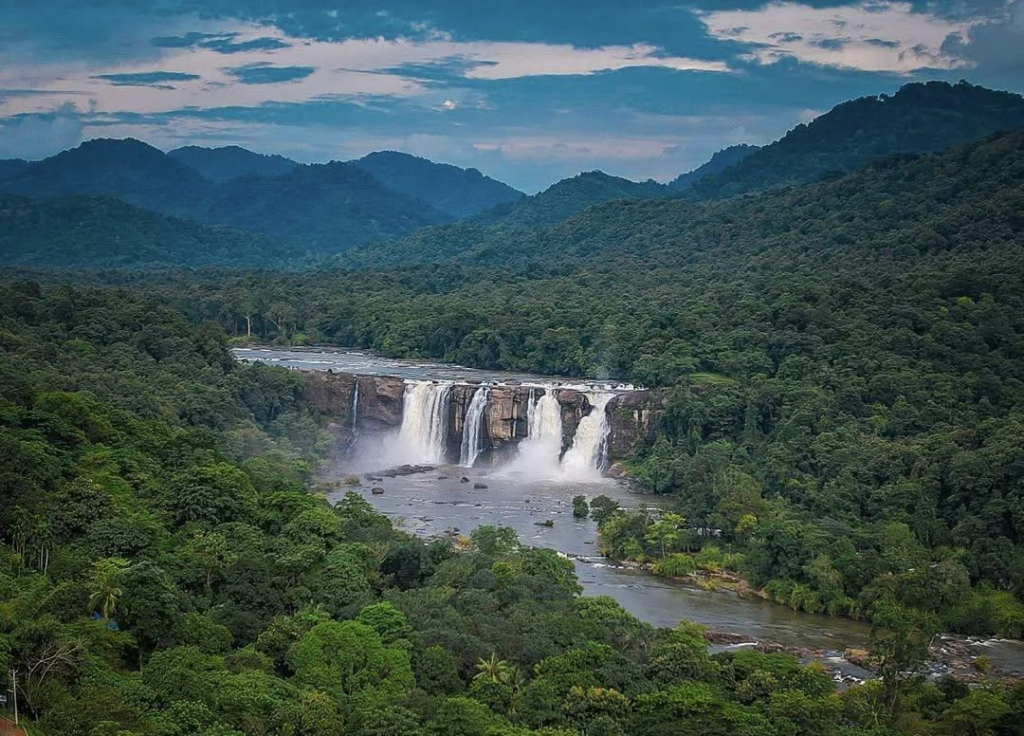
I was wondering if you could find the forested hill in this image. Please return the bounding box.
[7,284,1015,736]
[687,80,1024,199]
[0,138,211,211]
[0,193,309,269]
[339,128,1024,271]
[351,151,524,218]
[168,145,299,182]
[142,127,1024,638]
[473,170,671,229]
[669,144,759,190]
[0,139,451,254]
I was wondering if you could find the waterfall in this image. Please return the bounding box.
[506,388,564,477]
[351,381,360,431]
[396,381,451,464]
[560,392,613,480]
[459,386,490,467]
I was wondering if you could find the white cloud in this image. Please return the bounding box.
[699,1,990,72]
[0,101,85,159]
[0,21,728,119]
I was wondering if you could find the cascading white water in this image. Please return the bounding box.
[560,392,613,480]
[351,381,360,431]
[395,381,451,464]
[459,386,490,467]
[505,388,564,477]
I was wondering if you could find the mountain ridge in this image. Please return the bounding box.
[0,138,450,253]
[687,80,1024,199]
[0,192,307,268]
[168,145,299,182]
[351,150,524,218]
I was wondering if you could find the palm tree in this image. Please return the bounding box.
[473,653,512,683]
[88,558,128,621]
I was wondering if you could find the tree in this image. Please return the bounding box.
[645,513,686,557]
[868,596,940,718]
[473,653,512,684]
[87,557,128,621]
[589,496,621,526]
[572,495,589,519]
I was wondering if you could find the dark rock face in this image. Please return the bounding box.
[301,370,356,420]
[483,385,531,444]
[446,384,479,459]
[301,371,406,431]
[606,390,662,461]
[355,375,405,429]
[554,389,589,453]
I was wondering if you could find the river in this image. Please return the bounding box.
[236,347,1024,676]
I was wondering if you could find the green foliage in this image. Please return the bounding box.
[0,193,304,269]
[571,495,589,519]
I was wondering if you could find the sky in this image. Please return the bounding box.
[1,1,1022,192]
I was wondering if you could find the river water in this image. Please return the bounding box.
[237,347,1024,675]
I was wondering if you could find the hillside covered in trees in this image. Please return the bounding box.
[351,151,525,219]
[0,139,453,255]
[10,283,1020,735]
[138,127,1024,637]
[0,194,311,269]
[686,81,1024,200]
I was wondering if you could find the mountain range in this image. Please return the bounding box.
[1,80,1023,269]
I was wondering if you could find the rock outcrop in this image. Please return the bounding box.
[554,389,588,452]
[606,390,661,461]
[354,375,406,429]
[483,385,531,443]
[302,370,356,420]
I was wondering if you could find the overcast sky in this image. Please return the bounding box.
[2,0,1022,191]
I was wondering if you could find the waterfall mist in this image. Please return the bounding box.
[503,388,564,478]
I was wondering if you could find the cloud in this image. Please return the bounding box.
[152,32,230,49]
[226,63,317,84]
[0,21,730,122]
[942,0,1024,84]
[203,36,292,53]
[93,71,202,88]
[0,102,85,159]
[699,1,988,72]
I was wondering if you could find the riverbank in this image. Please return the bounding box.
[594,557,1024,683]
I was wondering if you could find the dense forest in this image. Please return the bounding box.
[0,139,452,255]
[5,76,1024,736]
[351,151,525,219]
[685,80,1024,199]
[110,127,1024,638]
[10,283,1024,735]
[0,194,312,269]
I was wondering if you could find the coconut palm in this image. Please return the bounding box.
[473,653,512,683]
[88,558,128,621]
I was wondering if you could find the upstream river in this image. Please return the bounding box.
[237,347,1024,675]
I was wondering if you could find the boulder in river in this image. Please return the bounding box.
[371,487,385,495]
[607,462,629,478]
[474,482,488,489]
[460,477,470,483]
